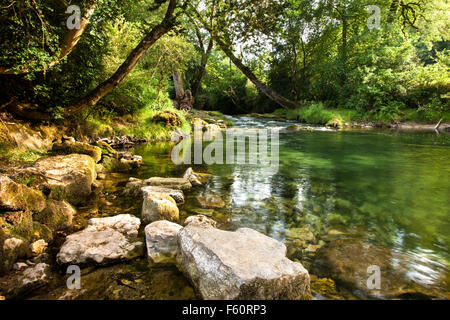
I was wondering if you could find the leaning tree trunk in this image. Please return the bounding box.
[190,7,300,110]
[0,1,97,75]
[64,0,177,115]
[215,37,300,109]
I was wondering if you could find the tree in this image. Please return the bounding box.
[189,1,301,109]
[64,0,179,115]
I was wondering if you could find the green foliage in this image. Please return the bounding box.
[286,102,347,126]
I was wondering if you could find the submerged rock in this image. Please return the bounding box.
[285,227,316,243]
[141,190,179,224]
[56,214,143,266]
[145,220,182,265]
[176,225,312,300]
[311,239,450,299]
[195,194,225,209]
[0,175,46,213]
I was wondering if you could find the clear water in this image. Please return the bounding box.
[134,116,450,295]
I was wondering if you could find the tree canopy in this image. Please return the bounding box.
[0,0,448,121]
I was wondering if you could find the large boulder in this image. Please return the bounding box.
[141,190,179,224]
[0,175,46,213]
[33,200,75,232]
[56,214,143,266]
[52,140,102,163]
[145,220,182,265]
[176,225,312,300]
[12,154,97,205]
[146,177,192,190]
[311,239,450,299]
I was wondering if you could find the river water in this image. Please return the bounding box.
[37,116,450,300]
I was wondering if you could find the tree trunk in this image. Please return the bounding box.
[64,0,177,115]
[192,38,213,100]
[173,69,185,101]
[215,37,300,109]
[0,1,97,75]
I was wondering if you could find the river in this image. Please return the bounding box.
[37,116,450,299]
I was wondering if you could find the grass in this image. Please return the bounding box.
[0,144,47,164]
[270,101,449,126]
[83,98,192,141]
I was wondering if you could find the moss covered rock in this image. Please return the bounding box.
[33,200,75,232]
[52,140,102,163]
[18,154,97,206]
[0,175,46,213]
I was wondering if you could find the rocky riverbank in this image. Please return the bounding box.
[0,116,314,300]
[1,114,448,300]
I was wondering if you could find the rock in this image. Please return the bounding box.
[285,227,316,243]
[286,125,302,131]
[176,225,312,300]
[305,244,322,254]
[145,220,182,264]
[123,181,184,204]
[0,263,51,299]
[30,239,47,256]
[13,154,97,206]
[96,140,118,158]
[183,167,202,186]
[152,111,182,128]
[183,215,217,228]
[0,175,46,213]
[52,140,102,163]
[141,191,179,224]
[56,214,143,266]
[0,237,28,274]
[195,194,225,209]
[311,239,450,299]
[12,262,28,271]
[33,200,75,232]
[141,186,184,204]
[100,152,142,173]
[146,177,192,190]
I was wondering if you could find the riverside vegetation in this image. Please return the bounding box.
[0,0,449,300]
